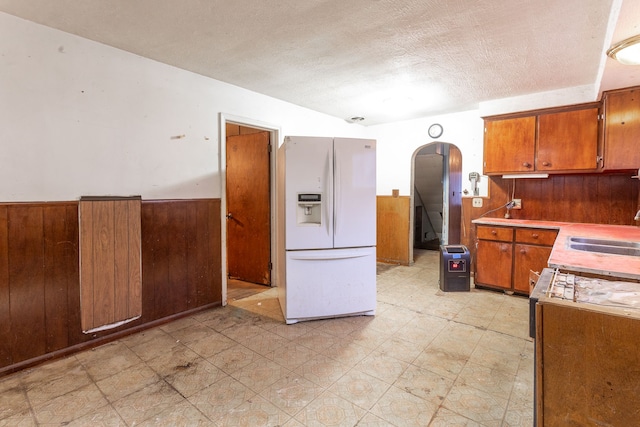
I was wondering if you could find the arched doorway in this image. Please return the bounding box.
[410,142,462,261]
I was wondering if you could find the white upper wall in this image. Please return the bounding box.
[0,13,365,201]
[1,12,492,203]
[366,111,487,197]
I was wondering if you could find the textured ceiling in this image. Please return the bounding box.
[1,0,639,125]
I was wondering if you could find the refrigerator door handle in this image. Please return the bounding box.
[326,146,333,240]
[333,146,339,239]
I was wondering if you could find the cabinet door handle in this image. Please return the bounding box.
[522,162,531,168]
[542,161,551,167]
[491,230,497,235]
[520,248,526,254]
[532,233,539,238]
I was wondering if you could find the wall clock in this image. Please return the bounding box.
[428,123,443,138]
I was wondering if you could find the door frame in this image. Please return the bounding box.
[219,113,280,305]
[409,142,462,263]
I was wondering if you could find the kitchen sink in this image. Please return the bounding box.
[569,237,640,249]
[568,237,640,257]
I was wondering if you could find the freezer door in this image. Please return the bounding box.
[283,247,376,323]
[283,136,334,250]
[333,138,376,248]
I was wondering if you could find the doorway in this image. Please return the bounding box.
[411,142,462,260]
[220,115,279,305]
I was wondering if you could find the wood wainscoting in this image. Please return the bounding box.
[0,203,79,369]
[141,200,221,319]
[376,195,411,265]
[0,199,222,376]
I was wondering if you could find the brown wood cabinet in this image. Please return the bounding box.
[537,107,600,172]
[376,196,410,265]
[475,225,514,291]
[475,225,557,294]
[483,116,536,174]
[602,86,640,170]
[513,228,556,293]
[483,105,600,175]
[536,299,640,426]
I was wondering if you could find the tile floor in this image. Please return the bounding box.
[0,249,534,426]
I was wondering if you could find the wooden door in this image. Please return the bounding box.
[226,131,271,285]
[483,116,536,174]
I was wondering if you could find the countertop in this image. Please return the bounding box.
[472,218,640,281]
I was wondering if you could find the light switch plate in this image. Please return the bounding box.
[472,198,483,208]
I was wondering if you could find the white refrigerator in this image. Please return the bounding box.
[276,136,376,324]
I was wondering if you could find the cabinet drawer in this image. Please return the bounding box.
[477,225,514,242]
[515,228,558,246]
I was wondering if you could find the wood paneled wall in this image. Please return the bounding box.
[482,174,639,224]
[0,199,222,376]
[141,200,221,320]
[376,196,411,265]
[0,203,79,368]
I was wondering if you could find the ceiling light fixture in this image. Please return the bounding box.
[345,116,365,124]
[607,34,640,65]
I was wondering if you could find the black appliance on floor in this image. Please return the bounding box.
[439,245,470,292]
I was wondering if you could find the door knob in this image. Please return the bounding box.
[226,213,233,219]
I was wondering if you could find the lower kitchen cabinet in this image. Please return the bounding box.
[475,225,514,291]
[475,225,557,295]
[513,244,552,293]
[475,236,513,290]
[536,300,640,426]
[513,228,557,293]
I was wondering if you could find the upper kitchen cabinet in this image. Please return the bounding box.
[602,86,640,171]
[537,106,600,172]
[483,116,536,174]
[483,104,601,175]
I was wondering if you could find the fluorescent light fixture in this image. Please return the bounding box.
[502,173,549,179]
[607,34,640,65]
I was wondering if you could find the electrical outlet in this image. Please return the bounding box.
[472,197,483,208]
[512,199,522,209]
